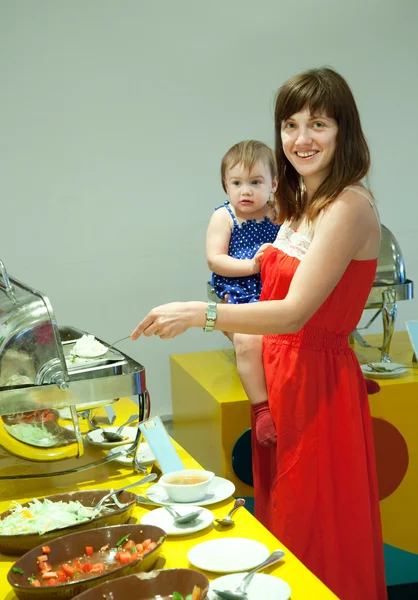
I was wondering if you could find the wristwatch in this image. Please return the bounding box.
[203,302,218,332]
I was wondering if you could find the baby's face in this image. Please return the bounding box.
[224,161,277,219]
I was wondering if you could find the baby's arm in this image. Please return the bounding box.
[206,208,260,277]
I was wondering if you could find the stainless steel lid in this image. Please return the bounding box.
[365,225,413,309]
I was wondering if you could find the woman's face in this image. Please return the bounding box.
[281,107,338,185]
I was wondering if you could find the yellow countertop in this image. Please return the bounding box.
[0,399,338,600]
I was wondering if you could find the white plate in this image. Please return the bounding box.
[146,476,235,507]
[140,505,213,536]
[361,362,408,379]
[188,538,269,573]
[208,573,291,600]
[86,426,138,448]
[107,443,155,466]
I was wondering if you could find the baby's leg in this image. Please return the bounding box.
[233,333,266,405]
[233,333,277,446]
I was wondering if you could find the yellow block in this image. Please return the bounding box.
[170,349,253,497]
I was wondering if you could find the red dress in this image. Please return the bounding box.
[253,223,387,600]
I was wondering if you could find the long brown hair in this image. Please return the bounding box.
[274,67,371,222]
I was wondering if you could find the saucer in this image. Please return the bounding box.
[140,505,213,536]
[361,362,408,379]
[146,476,235,506]
[208,573,291,600]
[86,426,138,448]
[188,538,269,573]
[107,442,155,466]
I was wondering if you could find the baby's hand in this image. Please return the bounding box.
[251,243,273,274]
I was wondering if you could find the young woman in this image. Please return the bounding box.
[132,68,387,600]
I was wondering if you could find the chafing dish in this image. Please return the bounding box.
[354,225,414,360]
[0,260,150,478]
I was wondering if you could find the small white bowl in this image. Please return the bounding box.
[159,469,215,503]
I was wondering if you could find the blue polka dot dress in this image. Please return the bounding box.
[211,201,281,304]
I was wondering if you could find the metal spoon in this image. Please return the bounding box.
[135,495,202,525]
[366,362,405,373]
[213,549,285,600]
[164,505,202,526]
[91,473,157,513]
[102,414,139,442]
[215,498,245,526]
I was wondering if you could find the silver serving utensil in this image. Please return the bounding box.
[215,498,245,526]
[106,335,131,353]
[366,362,405,373]
[164,505,202,525]
[92,473,157,513]
[102,414,139,442]
[213,549,285,599]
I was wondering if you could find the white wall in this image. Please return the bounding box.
[1,0,417,416]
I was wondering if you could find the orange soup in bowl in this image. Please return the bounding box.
[164,474,209,485]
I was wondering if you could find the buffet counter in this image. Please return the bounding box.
[0,398,338,599]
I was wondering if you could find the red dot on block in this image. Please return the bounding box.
[372,417,409,500]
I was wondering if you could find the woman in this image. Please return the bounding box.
[132,68,387,600]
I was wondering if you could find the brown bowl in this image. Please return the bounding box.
[7,523,166,600]
[0,489,137,555]
[73,569,209,600]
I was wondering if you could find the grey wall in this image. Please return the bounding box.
[1,0,417,415]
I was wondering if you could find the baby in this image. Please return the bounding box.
[206,140,280,445]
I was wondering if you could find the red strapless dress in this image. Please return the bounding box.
[252,225,387,600]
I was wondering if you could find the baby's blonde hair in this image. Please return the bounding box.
[221,140,277,193]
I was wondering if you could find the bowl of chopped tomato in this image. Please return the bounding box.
[72,569,209,600]
[7,523,166,599]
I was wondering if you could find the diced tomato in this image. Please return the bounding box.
[147,542,157,551]
[30,580,41,587]
[56,570,69,582]
[135,543,143,553]
[46,579,58,586]
[72,558,82,571]
[41,571,58,580]
[61,563,75,577]
[39,561,52,573]
[85,546,93,557]
[142,538,152,548]
[123,539,135,551]
[130,552,139,561]
[37,554,49,563]
[41,546,51,554]
[82,563,93,573]
[116,551,131,565]
[91,562,105,574]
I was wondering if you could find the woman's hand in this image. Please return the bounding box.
[131,301,206,340]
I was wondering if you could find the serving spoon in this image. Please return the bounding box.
[163,505,203,526]
[135,494,202,526]
[91,473,157,513]
[102,414,139,442]
[213,549,285,599]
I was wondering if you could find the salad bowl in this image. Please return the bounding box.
[0,489,137,555]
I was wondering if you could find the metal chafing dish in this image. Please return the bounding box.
[354,225,414,361]
[0,259,150,477]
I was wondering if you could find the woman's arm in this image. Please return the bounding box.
[206,209,260,277]
[133,193,379,339]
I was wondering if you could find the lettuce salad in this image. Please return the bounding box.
[0,498,102,536]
